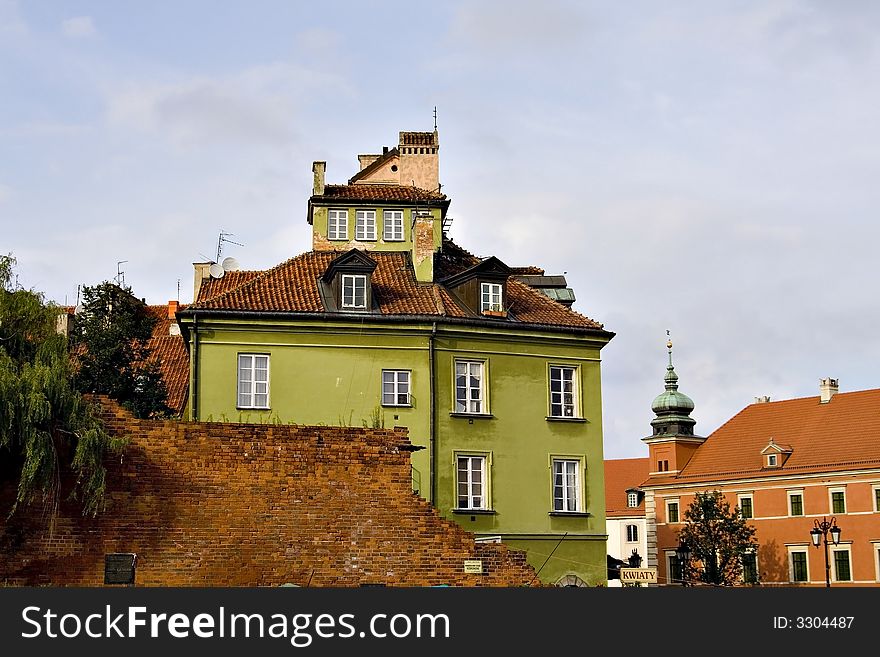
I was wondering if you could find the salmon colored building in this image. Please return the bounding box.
[640,343,880,586]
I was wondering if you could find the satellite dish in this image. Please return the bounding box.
[209,263,225,278]
[169,323,181,336]
[222,256,240,272]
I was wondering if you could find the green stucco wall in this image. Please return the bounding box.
[182,316,609,585]
[311,206,442,255]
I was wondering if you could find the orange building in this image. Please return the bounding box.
[640,344,880,586]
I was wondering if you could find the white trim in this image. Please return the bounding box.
[737,493,754,520]
[625,524,639,543]
[454,359,486,414]
[382,209,404,241]
[341,274,367,309]
[355,209,377,241]
[236,353,270,409]
[873,484,880,512]
[480,282,503,312]
[643,471,880,492]
[831,545,852,583]
[872,542,880,583]
[551,457,584,513]
[328,208,348,240]
[787,490,805,517]
[548,364,580,419]
[665,498,681,524]
[381,369,411,407]
[455,452,490,511]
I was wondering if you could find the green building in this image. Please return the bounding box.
[178,130,615,585]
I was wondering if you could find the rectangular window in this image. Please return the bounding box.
[658,460,669,472]
[552,459,581,512]
[383,210,404,241]
[767,454,777,466]
[790,551,808,583]
[549,365,578,418]
[457,455,487,510]
[355,210,377,241]
[381,370,411,406]
[626,524,639,542]
[328,209,348,240]
[875,486,880,512]
[739,495,753,519]
[789,492,804,516]
[480,282,503,312]
[455,360,484,414]
[667,501,679,523]
[341,274,367,309]
[742,553,758,584]
[831,489,846,514]
[833,549,851,582]
[237,354,269,409]
[627,492,639,508]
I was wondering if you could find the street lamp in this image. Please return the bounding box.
[627,549,643,568]
[675,539,690,586]
[810,517,842,588]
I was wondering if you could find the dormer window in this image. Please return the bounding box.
[481,282,503,312]
[342,274,367,309]
[322,249,377,313]
[627,492,639,508]
[767,454,777,467]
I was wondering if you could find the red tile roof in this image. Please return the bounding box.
[186,245,605,331]
[146,306,188,415]
[196,270,262,303]
[646,389,880,485]
[317,184,446,202]
[605,458,650,518]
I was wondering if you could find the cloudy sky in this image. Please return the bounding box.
[3,1,879,458]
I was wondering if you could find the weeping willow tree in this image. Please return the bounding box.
[0,254,122,519]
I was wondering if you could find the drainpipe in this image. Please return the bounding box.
[191,313,199,421]
[429,322,437,504]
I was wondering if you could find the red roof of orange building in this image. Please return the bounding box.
[146,305,188,416]
[316,184,446,202]
[646,388,880,486]
[605,458,650,518]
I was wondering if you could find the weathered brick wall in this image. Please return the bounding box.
[0,400,536,586]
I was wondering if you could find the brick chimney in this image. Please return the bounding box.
[168,299,179,319]
[819,377,838,403]
[754,395,771,404]
[312,161,326,196]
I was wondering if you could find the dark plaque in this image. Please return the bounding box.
[104,553,137,585]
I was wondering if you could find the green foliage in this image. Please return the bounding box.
[362,405,385,429]
[71,281,170,419]
[0,254,123,518]
[677,490,759,586]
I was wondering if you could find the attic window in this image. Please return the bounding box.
[481,283,503,313]
[767,454,778,467]
[627,492,639,508]
[342,274,367,309]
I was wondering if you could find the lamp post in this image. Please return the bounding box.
[627,549,643,568]
[810,517,842,588]
[675,539,690,586]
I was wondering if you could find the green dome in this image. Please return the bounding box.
[652,389,695,415]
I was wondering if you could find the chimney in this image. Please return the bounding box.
[357,154,380,171]
[398,130,439,192]
[819,377,838,403]
[193,262,212,301]
[754,396,771,404]
[312,161,326,196]
[167,299,179,319]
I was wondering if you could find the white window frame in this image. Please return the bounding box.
[383,209,404,241]
[328,209,348,241]
[831,545,852,583]
[454,359,486,414]
[355,209,377,241]
[767,454,778,466]
[237,353,270,409]
[738,494,754,520]
[788,490,804,517]
[665,551,683,585]
[551,458,583,513]
[456,453,489,510]
[341,274,367,309]
[873,542,880,583]
[625,524,639,543]
[381,369,411,407]
[829,487,846,515]
[548,365,579,418]
[480,282,503,312]
[874,485,880,513]
[627,492,639,508]
[788,547,810,583]
[741,550,759,584]
[665,499,680,524]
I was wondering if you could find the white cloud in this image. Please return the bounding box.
[61,16,96,39]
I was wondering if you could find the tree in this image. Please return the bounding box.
[676,490,759,586]
[0,254,123,518]
[71,281,170,418]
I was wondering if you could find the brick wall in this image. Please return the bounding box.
[0,399,536,586]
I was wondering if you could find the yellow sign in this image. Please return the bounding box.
[463,560,483,574]
[620,567,657,584]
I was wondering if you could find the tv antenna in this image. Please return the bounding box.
[115,261,128,287]
[433,106,437,131]
[216,230,244,261]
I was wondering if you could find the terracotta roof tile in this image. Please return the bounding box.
[318,184,446,202]
[197,270,262,303]
[187,243,606,331]
[145,306,188,415]
[605,458,650,518]
[647,389,880,485]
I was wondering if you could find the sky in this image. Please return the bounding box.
[3,1,880,459]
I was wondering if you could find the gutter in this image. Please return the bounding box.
[429,321,437,504]
[176,309,615,341]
